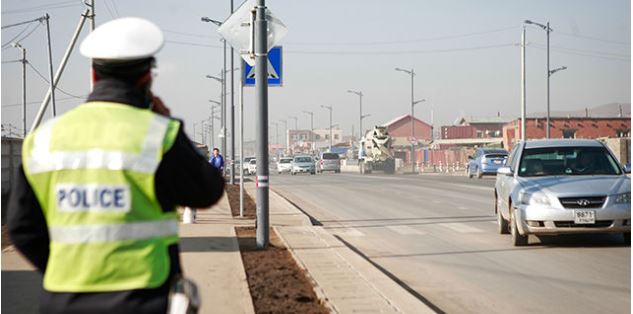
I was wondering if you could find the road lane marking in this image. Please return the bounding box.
[386,225,426,235]
[439,222,484,233]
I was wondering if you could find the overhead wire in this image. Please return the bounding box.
[557,31,630,46]
[1,23,38,48]
[26,62,86,98]
[2,1,81,15]
[2,96,85,108]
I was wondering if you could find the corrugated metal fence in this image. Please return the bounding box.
[2,137,23,223]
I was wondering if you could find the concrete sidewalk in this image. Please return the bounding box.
[1,192,254,314]
[246,183,435,314]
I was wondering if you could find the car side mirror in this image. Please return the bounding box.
[623,164,631,174]
[497,167,513,176]
[467,156,473,160]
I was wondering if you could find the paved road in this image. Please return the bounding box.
[271,172,630,314]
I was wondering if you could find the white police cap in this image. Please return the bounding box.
[80,17,164,61]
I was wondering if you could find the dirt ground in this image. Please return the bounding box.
[236,226,330,314]
[225,184,256,218]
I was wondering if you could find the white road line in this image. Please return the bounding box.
[458,206,469,210]
[386,225,426,235]
[440,222,484,233]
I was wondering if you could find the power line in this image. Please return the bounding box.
[2,96,84,108]
[26,62,86,98]
[164,39,222,48]
[284,43,516,55]
[1,16,44,29]
[102,0,116,19]
[1,60,21,63]
[163,29,217,39]
[110,0,121,16]
[531,45,630,62]
[285,26,519,46]
[1,23,36,48]
[557,31,630,46]
[2,1,81,15]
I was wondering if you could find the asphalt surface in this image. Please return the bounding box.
[271,172,631,314]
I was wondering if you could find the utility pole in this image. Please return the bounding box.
[347,90,364,140]
[289,116,298,130]
[88,0,95,91]
[279,119,288,152]
[521,26,526,142]
[12,43,27,137]
[525,19,555,138]
[209,100,221,149]
[44,14,56,117]
[239,61,244,217]
[229,0,236,185]
[303,111,314,152]
[395,67,423,173]
[31,7,91,132]
[321,105,333,151]
[255,0,269,249]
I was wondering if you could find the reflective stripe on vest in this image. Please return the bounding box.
[49,220,178,244]
[27,114,169,174]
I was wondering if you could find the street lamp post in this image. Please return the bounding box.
[303,111,314,152]
[209,100,221,149]
[524,19,555,138]
[279,119,287,153]
[395,67,424,173]
[321,105,333,151]
[347,90,364,140]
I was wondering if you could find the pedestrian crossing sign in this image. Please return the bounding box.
[243,46,282,87]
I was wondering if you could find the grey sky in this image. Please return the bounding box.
[1,0,630,142]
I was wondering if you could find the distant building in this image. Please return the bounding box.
[450,116,513,139]
[286,128,344,153]
[503,117,631,150]
[381,114,432,145]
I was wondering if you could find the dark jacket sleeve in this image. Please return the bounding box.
[155,124,225,210]
[7,166,50,273]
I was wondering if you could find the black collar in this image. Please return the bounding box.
[86,79,148,109]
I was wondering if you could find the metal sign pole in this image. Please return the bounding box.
[44,14,57,117]
[255,0,269,248]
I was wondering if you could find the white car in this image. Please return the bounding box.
[495,139,631,246]
[247,159,257,175]
[243,156,255,175]
[277,157,293,174]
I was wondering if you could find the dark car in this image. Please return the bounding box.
[467,148,508,178]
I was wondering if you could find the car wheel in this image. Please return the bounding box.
[623,233,630,245]
[467,166,473,179]
[311,171,315,175]
[476,167,483,179]
[496,195,509,234]
[510,208,528,246]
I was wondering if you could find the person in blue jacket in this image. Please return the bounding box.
[210,148,224,173]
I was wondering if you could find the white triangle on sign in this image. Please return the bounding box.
[246,59,279,79]
[217,0,288,66]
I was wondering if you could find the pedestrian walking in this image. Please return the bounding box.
[209,147,225,172]
[7,17,224,314]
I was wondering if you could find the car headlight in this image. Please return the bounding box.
[519,192,550,206]
[615,192,631,204]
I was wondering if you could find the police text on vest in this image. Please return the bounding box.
[56,184,131,213]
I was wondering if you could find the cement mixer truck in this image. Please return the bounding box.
[358,126,396,174]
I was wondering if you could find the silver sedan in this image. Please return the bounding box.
[495,139,631,246]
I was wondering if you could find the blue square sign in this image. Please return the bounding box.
[243,46,282,87]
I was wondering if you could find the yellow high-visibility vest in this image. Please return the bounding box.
[22,101,180,292]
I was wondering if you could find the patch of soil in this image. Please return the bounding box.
[236,227,330,314]
[226,184,256,218]
[2,224,12,250]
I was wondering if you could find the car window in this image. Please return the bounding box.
[249,160,257,164]
[518,146,621,177]
[294,157,312,163]
[322,153,339,160]
[506,145,519,170]
[280,159,292,164]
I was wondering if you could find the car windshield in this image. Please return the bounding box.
[249,160,257,164]
[518,146,622,177]
[294,157,312,163]
[322,153,339,160]
[280,159,292,164]
[484,154,507,159]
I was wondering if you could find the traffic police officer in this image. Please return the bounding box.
[7,17,224,313]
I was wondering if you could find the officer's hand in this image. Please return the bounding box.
[151,96,171,116]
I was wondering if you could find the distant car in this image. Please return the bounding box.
[292,155,316,175]
[467,148,508,178]
[277,157,293,174]
[247,159,257,175]
[317,152,341,173]
[243,156,255,175]
[495,139,631,246]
